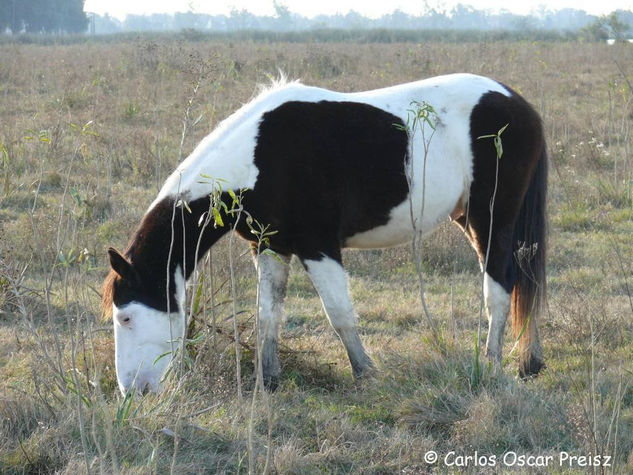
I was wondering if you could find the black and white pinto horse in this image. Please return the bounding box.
[103,73,547,394]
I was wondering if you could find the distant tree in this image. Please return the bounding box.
[343,10,366,29]
[0,0,87,33]
[580,17,609,41]
[450,4,488,30]
[540,8,593,31]
[605,12,631,41]
[124,14,172,32]
[0,0,24,32]
[581,12,631,41]
[273,0,293,31]
[60,0,88,33]
[615,9,633,29]
[511,16,535,31]
[227,8,260,30]
[384,9,412,29]
[174,11,200,30]
[93,13,121,34]
[15,0,48,33]
[0,1,8,31]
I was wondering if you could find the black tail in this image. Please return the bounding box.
[511,141,548,378]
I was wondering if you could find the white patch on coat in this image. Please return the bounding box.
[113,268,186,395]
[148,79,306,210]
[150,73,511,252]
[483,272,511,362]
[346,74,510,248]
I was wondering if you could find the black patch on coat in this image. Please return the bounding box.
[242,100,409,261]
[109,100,410,311]
[463,87,545,293]
[463,85,548,378]
[109,196,229,312]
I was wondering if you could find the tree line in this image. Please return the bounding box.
[92,7,632,40]
[0,1,631,40]
[0,0,87,33]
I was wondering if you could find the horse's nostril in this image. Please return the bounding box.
[140,382,151,396]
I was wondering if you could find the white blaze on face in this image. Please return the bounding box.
[113,302,185,395]
[112,269,187,395]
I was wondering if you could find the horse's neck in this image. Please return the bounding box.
[129,195,229,282]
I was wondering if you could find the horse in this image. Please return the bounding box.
[102,73,547,395]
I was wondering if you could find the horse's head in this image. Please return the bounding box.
[103,248,186,395]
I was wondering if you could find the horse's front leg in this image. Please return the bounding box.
[254,250,291,391]
[302,255,374,379]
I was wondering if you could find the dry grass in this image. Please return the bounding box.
[1,38,633,473]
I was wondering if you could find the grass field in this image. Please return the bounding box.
[1,38,633,473]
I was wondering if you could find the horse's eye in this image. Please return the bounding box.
[116,312,132,326]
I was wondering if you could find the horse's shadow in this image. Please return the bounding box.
[240,347,352,394]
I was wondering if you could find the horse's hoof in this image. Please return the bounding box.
[484,351,502,373]
[263,375,279,392]
[352,361,377,382]
[519,357,546,380]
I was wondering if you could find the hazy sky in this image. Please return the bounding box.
[83,0,632,20]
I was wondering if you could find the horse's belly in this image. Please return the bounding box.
[344,175,465,250]
[344,221,412,249]
[343,199,416,249]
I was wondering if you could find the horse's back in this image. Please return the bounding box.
[151,74,539,255]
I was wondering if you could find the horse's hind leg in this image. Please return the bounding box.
[301,255,374,379]
[254,250,291,390]
[483,265,512,364]
[456,217,514,366]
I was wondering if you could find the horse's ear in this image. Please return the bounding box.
[107,247,132,279]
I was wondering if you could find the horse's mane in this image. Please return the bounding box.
[101,270,117,321]
[256,71,295,94]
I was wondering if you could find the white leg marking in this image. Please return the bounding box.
[174,266,186,314]
[255,252,291,387]
[303,256,373,378]
[484,272,511,363]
